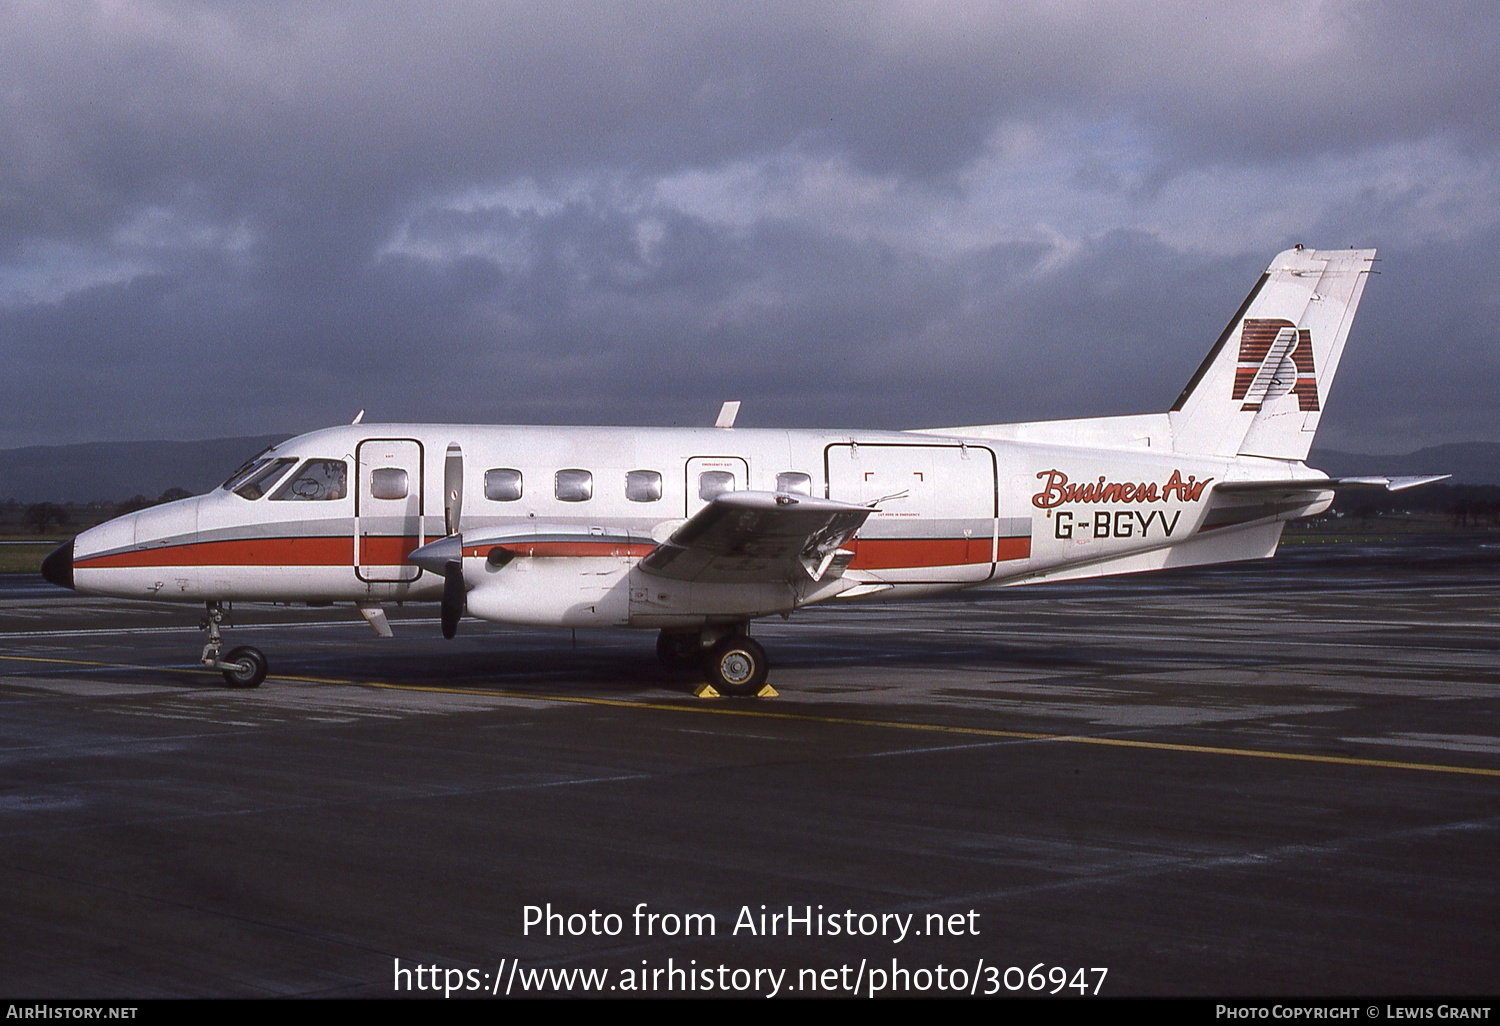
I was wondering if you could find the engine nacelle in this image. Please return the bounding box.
[464,555,633,627]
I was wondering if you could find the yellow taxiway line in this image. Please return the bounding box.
[5,652,1499,779]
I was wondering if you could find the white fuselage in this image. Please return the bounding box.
[66,421,1313,629]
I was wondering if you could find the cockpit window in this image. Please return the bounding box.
[233,458,298,500]
[270,459,348,501]
[223,457,271,491]
[223,459,265,490]
[220,446,277,490]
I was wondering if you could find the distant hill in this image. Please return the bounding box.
[1308,442,1500,486]
[0,434,1495,503]
[0,435,289,503]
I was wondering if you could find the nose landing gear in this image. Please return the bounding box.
[200,602,268,688]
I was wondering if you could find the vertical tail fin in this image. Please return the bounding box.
[1169,247,1376,460]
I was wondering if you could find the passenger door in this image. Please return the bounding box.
[355,438,425,582]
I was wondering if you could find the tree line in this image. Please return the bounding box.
[1328,483,1500,527]
[13,488,194,534]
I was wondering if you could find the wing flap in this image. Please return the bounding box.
[640,492,872,584]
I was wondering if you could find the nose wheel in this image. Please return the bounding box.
[200,602,268,688]
[220,646,268,688]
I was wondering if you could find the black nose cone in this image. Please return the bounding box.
[41,539,74,590]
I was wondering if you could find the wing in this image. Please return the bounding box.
[640,491,873,584]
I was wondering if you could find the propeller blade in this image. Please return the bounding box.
[444,443,463,537]
[441,559,465,639]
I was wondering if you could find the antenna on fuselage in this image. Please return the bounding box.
[351,409,365,425]
[715,401,741,428]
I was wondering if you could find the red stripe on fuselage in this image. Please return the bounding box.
[847,536,1030,569]
[77,534,1032,571]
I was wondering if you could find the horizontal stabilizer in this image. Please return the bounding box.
[1199,472,1451,535]
[1326,474,1452,492]
[1215,474,1450,495]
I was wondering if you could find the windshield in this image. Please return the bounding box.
[222,451,274,491]
[233,458,298,500]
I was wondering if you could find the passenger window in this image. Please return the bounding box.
[233,458,297,500]
[370,467,408,500]
[698,471,735,501]
[270,459,348,501]
[484,468,523,501]
[555,469,593,502]
[626,470,662,502]
[776,472,813,496]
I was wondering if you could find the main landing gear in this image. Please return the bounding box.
[657,626,770,698]
[200,602,268,689]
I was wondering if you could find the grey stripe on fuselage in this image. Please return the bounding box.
[858,517,1030,540]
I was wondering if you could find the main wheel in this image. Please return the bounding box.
[656,630,701,672]
[704,636,768,697]
[222,645,268,689]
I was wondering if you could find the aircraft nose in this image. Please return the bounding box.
[40,539,74,591]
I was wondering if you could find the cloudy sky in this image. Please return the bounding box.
[2,1,1496,454]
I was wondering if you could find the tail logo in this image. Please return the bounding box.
[1233,318,1319,412]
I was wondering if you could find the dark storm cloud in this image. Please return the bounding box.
[1,1,1496,452]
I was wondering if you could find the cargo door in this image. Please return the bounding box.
[824,442,996,582]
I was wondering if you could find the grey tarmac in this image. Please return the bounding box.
[0,535,1497,997]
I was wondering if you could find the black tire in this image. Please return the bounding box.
[704,636,768,698]
[655,631,701,672]
[222,646,268,689]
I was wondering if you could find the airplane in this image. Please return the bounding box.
[40,245,1445,697]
